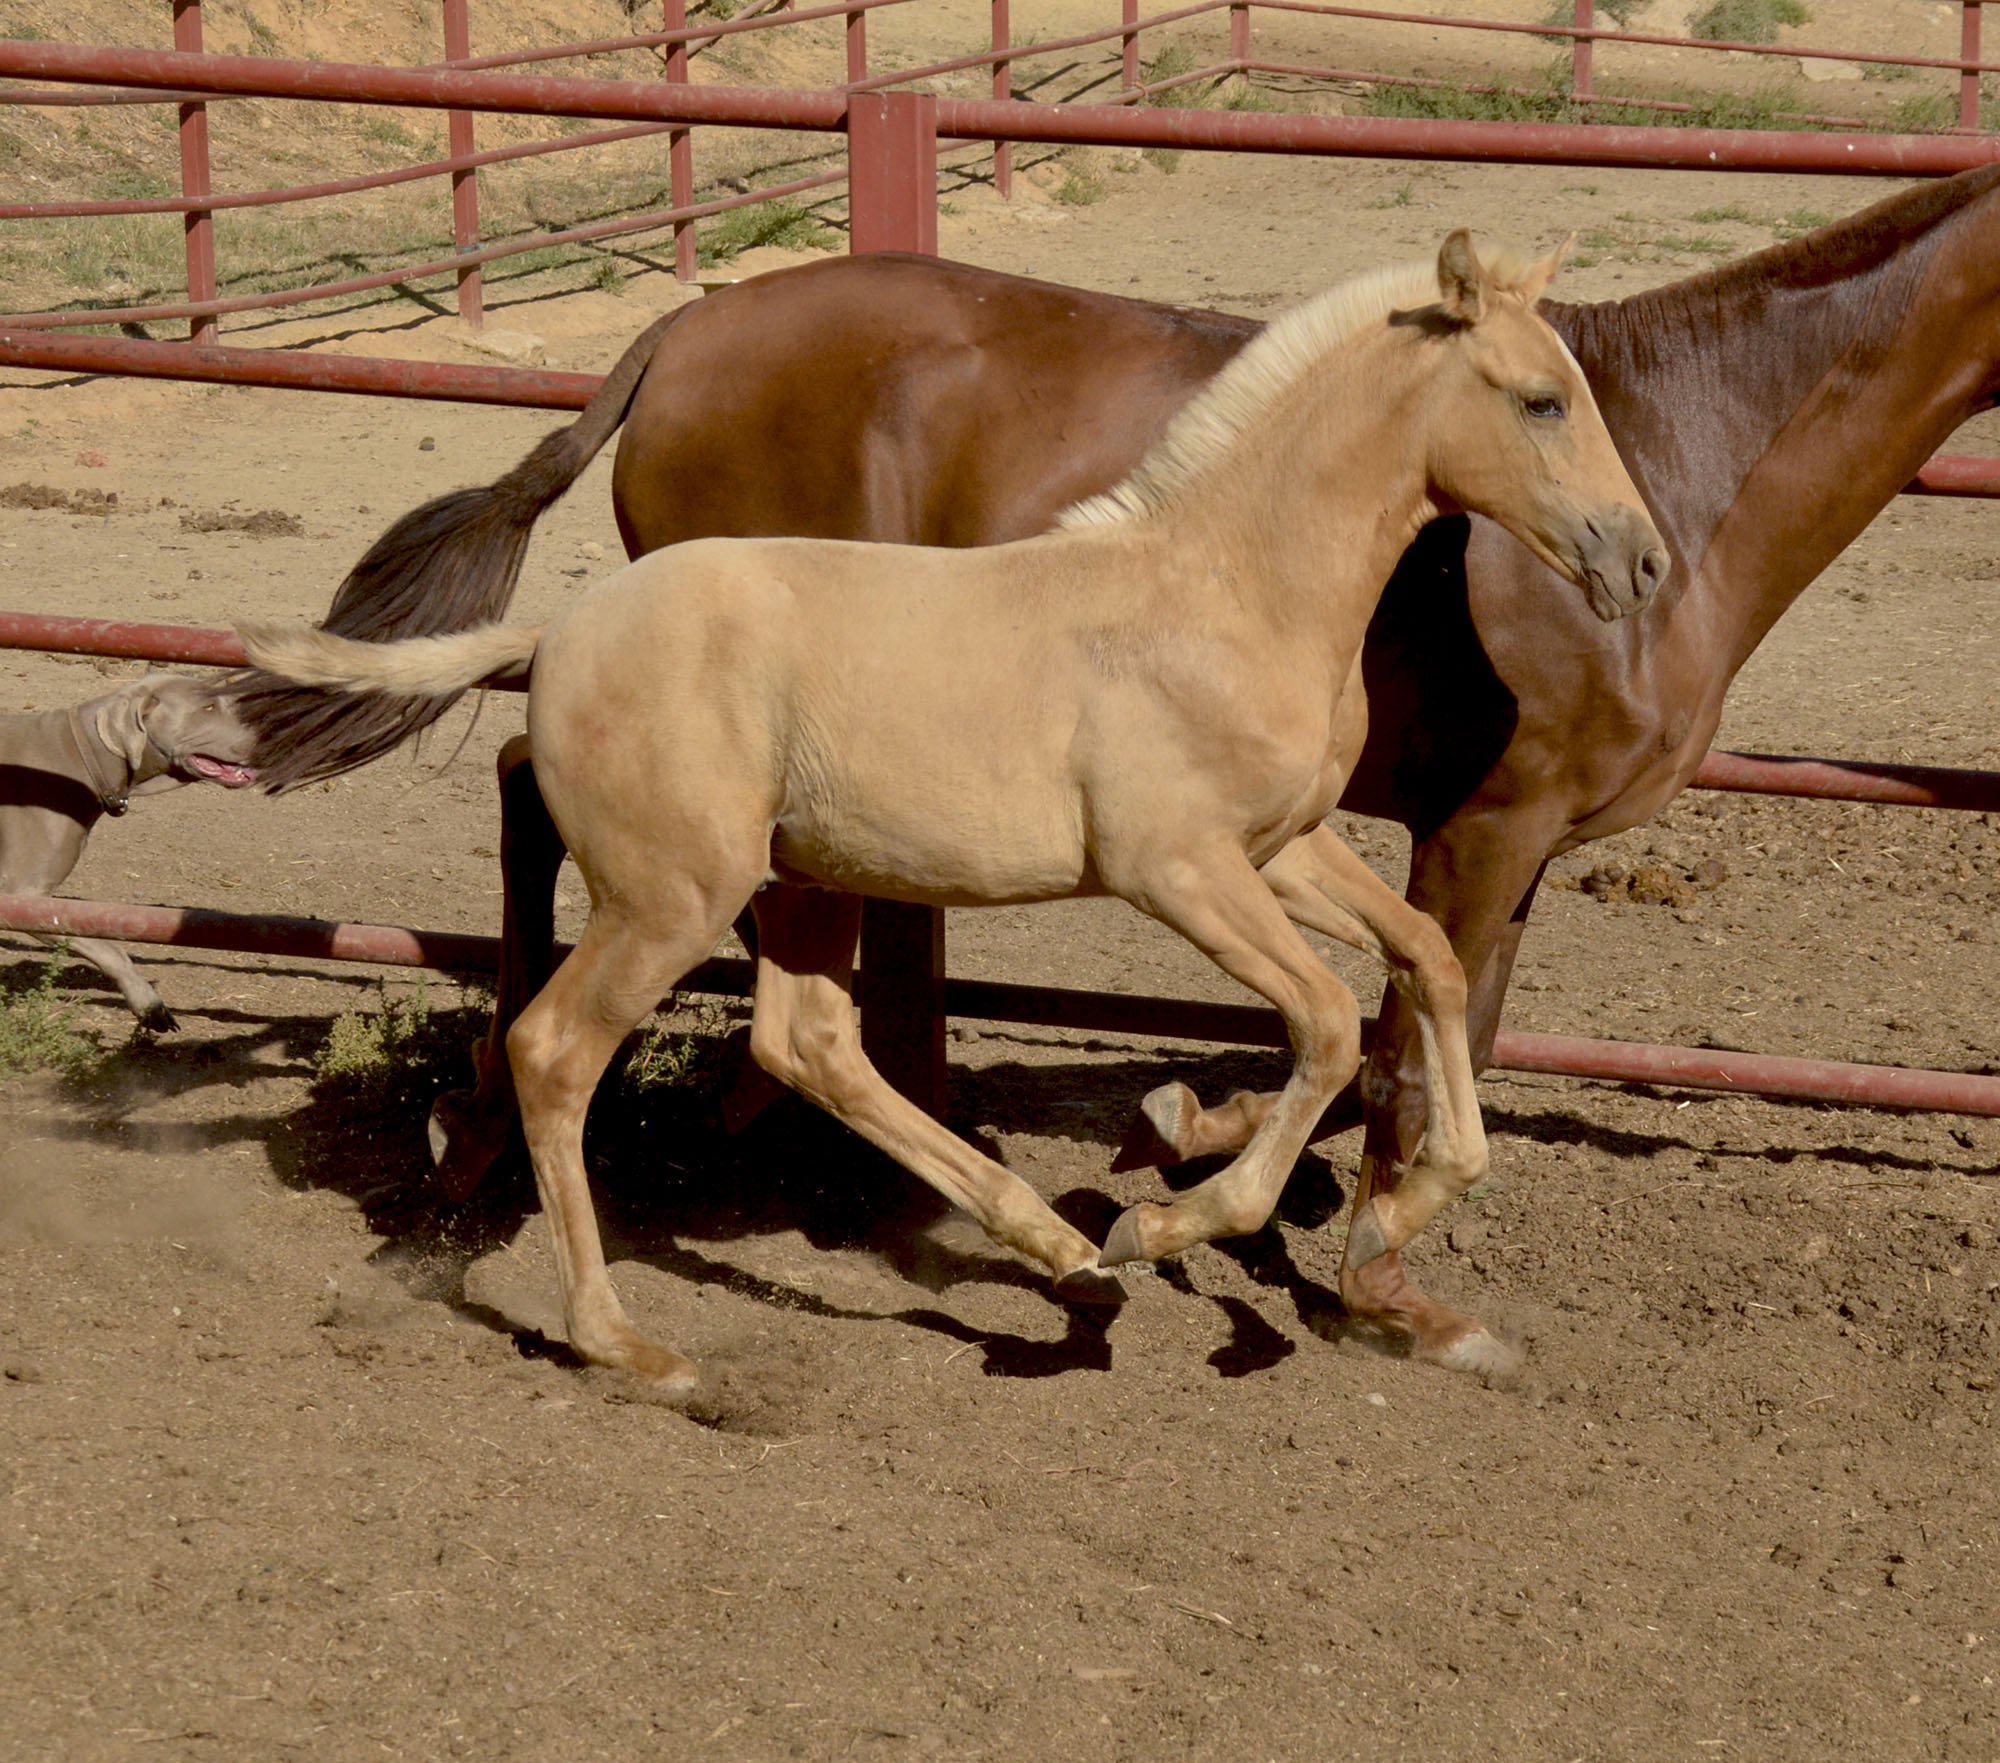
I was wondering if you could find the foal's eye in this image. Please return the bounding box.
[1524,394,1566,421]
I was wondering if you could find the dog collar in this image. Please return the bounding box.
[66,704,131,817]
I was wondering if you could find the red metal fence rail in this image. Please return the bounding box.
[3,34,1999,1119]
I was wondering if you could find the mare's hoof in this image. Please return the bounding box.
[1053,1263,1128,1307]
[429,1090,503,1202]
[1110,1081,1197,1172]
[137,1002,178,1035]
[1099,1202,1162,1269]
[1431,1327,1523,1386]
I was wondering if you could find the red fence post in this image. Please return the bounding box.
[665,0,696,280]
[170,0,217,346]
[441,0,483,328]
[847,5,868,84]
[1572,0,1595,105]
[1122,0,1140,89]
[1230,0,1250,68]
[1963,1,1985,132]
[847,89,944,1112]
[993,0,1012,196]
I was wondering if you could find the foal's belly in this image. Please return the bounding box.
[770,787,1100,909]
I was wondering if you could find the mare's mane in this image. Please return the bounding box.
[1058,245,1541,531]
[1559,164,2000,375]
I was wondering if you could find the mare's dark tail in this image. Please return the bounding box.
[232,305,687,790]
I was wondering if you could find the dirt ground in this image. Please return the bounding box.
[6,10,2000,1763]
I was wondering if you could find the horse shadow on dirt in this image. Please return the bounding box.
[252,1015,1368,1383]
[25,976,1973,1388]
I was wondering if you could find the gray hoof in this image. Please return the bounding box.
[1054,1263,1129,1307]
[1100,1203,1157,1269]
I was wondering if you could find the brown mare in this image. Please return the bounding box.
[236,163,2000,1372]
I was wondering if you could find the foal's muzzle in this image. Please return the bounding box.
[1575,508,1669,622]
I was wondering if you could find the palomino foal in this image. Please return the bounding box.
[244,234,1663,1393]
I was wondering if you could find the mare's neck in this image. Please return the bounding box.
[1550,172,2000,668]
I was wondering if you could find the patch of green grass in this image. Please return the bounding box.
[1775,206,1833,237]
[1689,203,1758,224]
[1141,145,1183,175]
[1053,149,1107,206]
[2,22,43,40]
[312,982,484,1122]
[1366,180,1416,210]
[1141,42,1201,87]
[0,954,110,1082]
[245,18,280,55]
[97,168,176,202]
[1364,73,1576,127]
[588,254,627,294]
[695,197,837,268]
[1861,60,1918,83]
[359,114,417,151]
[1568,252,1601,269]
[583,998,746,1178]
[1892,91,1955,133]
[1542,0,1653,22]
[1654,232,1733,256]
[1221,79,1286,114]
[1689,0,1810,43]
[0,126,23,164]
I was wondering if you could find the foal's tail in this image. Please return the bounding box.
[229,304,690,791]
[237,620,541,700]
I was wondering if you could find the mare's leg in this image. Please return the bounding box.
[509,892,744,1393]
[748,885,1120,1301]
[1097,846,1363,1266]
[1343,827,1547,1374]
[430,734,564,1200]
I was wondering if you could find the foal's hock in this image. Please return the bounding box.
[244,232,1663,1394]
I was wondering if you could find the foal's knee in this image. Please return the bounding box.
[1294,983,1362,1085]
[1390,916,1467,1018]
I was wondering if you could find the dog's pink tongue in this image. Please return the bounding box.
[188,755,259,787]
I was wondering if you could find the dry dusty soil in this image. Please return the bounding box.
[4,11,2000,1763]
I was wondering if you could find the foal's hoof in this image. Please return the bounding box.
[621,1341,702,1399]
[1109,1082,1198,1172]
[1431,1327,1524,1386]
[428,1090,505,1202]
[1054,1263,1128,1307]
[1099,1201,1164,1269]
[137,1002,178,1035]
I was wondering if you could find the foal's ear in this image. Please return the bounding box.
[1436,230,1487,324]
[1516,232,1576,305]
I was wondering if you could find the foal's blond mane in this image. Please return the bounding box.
[1058,247,1537,530]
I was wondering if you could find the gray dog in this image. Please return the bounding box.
[0,672,259,1029]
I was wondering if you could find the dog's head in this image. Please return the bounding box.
[93,673,261,794]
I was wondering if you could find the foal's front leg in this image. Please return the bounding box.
[1098,843,1364,1266]
[1122,824,1508,1373]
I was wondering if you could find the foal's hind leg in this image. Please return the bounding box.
[431,735,562,1200]
[1097,844,1363,1266]
[509,898,745,1393]
[749,885,1122,1303]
